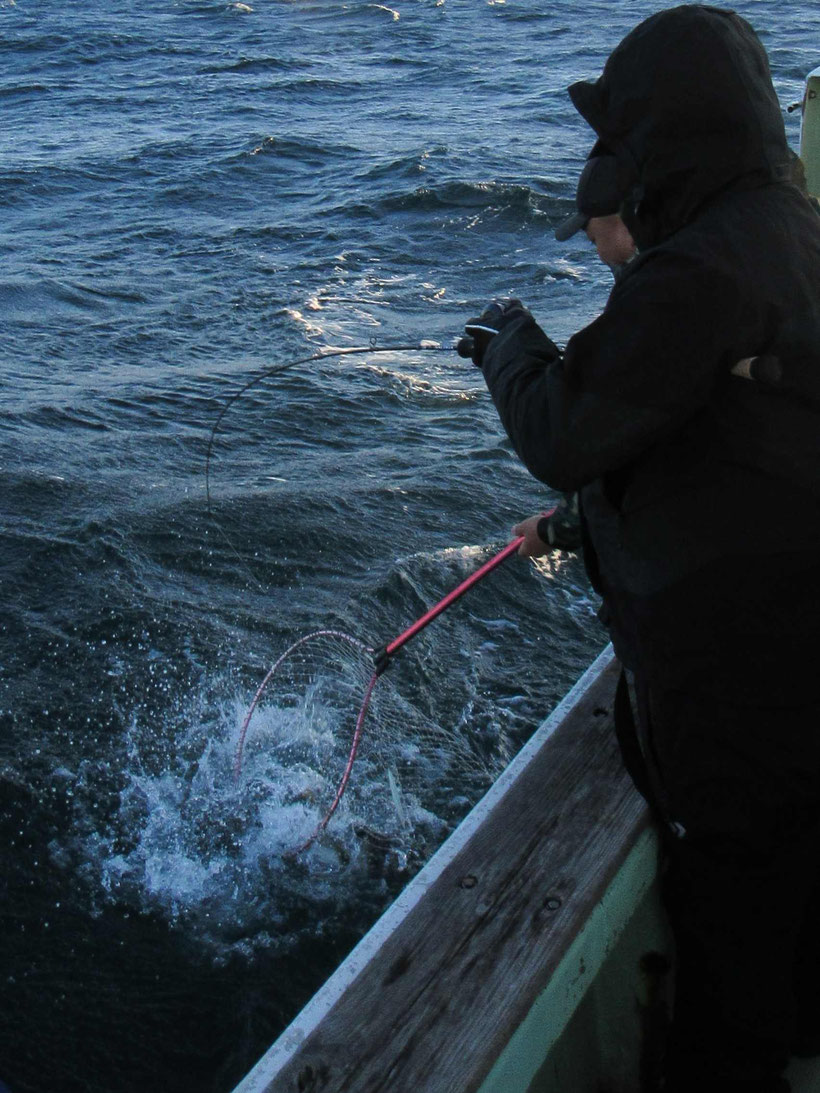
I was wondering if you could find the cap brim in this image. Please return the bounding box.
[554,209,588,242]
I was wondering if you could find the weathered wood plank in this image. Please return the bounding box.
[239,652,649,1093]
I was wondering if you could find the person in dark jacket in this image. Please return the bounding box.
[465,7,820,1092]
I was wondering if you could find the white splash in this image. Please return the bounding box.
[69,678,448,955]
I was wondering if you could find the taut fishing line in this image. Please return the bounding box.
[208,340,524,855]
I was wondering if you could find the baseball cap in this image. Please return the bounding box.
[554,154,624,241]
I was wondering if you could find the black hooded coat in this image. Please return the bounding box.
[479,11,820,1082]
[480,5,820,703]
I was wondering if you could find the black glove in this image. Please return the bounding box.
[461,298,531,367]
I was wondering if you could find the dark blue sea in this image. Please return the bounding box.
[1,2,816,1090]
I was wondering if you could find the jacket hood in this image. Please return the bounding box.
[568,5,791,248]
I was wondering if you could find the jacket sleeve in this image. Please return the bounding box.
[480,249,745,491]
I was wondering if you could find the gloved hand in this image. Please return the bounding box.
[462,298,531,367]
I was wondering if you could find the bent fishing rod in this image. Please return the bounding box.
[208,335,546,677]
[205,340,456,512]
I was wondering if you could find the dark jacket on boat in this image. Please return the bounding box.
[480,5,820,702]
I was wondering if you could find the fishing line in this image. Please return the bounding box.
[205,341,454,513]
[203,341,455,595]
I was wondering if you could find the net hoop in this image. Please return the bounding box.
[295,666,380,853]
[234,629,379,853]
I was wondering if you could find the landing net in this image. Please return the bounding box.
[234,629,491,853]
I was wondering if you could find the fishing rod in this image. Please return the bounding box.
[205,341,455,512]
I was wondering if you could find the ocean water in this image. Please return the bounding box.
[1,2,816,1091]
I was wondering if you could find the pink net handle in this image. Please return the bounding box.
[380,534,529,664]
[236,525,551,853]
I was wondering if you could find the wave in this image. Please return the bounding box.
[358,144,450,182]
[0,82,52,98]
[0,278,147,321]
[348,178,559,216]
[238,133,361,165]
[196,55,309,75]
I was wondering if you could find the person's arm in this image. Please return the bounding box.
[479,250,743,491]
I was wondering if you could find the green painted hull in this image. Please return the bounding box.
[801,66,820,198]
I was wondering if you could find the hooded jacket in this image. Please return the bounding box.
[480,6,820,697]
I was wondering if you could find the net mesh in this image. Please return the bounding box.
[234,629,494,849]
